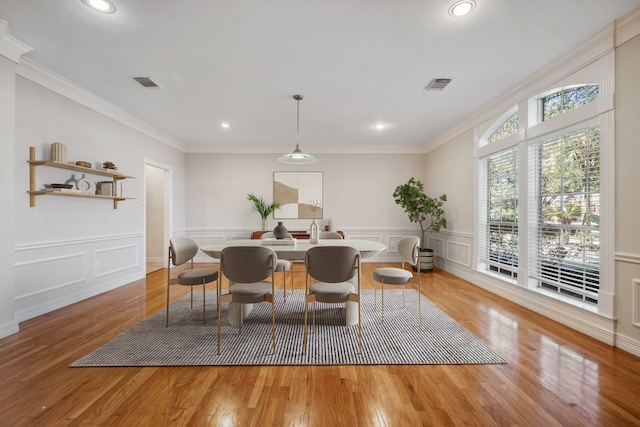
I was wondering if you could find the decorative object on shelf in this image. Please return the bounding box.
[50,183,73,189]
[103,161,117,170]
[273,171,323,219]
[247,193,281,232]
[393,177,447,271]
[273,222,288,239]
[98,181,113,196]
[28,146,135,209]
[50,142,68,163]
[308,200,321,244]
[328,217,335,231]
[76,174,96,194]
[75,161,91,168]
[277,94,318,164]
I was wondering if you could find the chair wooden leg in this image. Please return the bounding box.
[418,282,422,326]
[202,282,206,325]
[381,281,385,323]
[373,280,377,310]
[271,299,276,353]
[217,278,221,355]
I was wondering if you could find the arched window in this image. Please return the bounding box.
[542,84,599,121]
[488,112,519,143]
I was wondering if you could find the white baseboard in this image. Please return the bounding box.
[0,319,19,339]
[437,260,617,347]
[15,272,144,323]
[615,333,640,358]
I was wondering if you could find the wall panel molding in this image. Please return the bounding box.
[615,252,640,264]
[15,232,144,251]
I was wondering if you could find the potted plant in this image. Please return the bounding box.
[393,177,447,270]
[247,193,281,232]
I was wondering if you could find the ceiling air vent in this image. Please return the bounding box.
[133,76,160,88]
[425,78,452,91]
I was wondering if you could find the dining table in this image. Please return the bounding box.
[200,238,386,326]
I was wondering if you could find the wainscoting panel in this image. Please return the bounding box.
[15,252,87,300]
[446,241,471,267]
[427,237,445,258]
[95,244,139,278]
[14,233,145,323]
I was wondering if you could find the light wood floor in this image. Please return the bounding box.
[1,262,640,426]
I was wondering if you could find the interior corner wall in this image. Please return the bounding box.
[0,56,18,337]
[11,75,187,328]
[183,152,426,261]
[614,33,640,350]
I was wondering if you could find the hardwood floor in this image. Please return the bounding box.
[1,262,640,426]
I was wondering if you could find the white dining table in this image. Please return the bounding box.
[201,238,386,260]
[200,239,386,326]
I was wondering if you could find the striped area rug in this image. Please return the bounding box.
[70,289,506,366]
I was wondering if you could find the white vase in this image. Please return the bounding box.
[309,219,319,243]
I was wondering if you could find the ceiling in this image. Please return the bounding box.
[2,0,640,154]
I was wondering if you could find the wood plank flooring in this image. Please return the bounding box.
[1,262,639,426]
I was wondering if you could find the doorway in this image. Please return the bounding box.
[145,162,171,274]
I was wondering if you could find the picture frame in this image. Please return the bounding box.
[273,171,323,219]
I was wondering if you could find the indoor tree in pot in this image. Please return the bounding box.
[247,193,281,232]
[393,177,447,271]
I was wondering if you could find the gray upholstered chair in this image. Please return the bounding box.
[260,231,293,299]
[371,236,421,324]
[217,246,277,354]
[166,236,219,327]
[319,231,343,239]
[303,246,361,354]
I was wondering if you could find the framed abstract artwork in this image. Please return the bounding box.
[273,171,323,219]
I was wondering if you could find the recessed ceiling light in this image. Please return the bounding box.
[448,0,476,17]
[374,123,387,130]
[221,123,230,128]
[81,0,116,14]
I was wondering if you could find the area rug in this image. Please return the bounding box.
[70,290,506,366]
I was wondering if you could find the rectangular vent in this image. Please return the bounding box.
[425,78,452,91]
[133,76,160,88]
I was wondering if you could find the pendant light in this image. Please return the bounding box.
[277,95,318,164]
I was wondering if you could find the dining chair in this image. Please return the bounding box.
[303,245,361,354]
[260,231,293,300]
[371,236,421,324]
[217,246,277,355]
[166,236,219,327]
[319,231,343,239]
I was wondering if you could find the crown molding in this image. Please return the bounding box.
[15,57,187,153]
[615,5,640,46]
[0,20,32,63]
[186,144,427,154]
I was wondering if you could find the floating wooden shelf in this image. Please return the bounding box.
[28,146,136,209]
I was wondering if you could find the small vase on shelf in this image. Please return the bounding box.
[273,221,288,239]
[309,219,319,243]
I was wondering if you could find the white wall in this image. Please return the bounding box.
[184,153,426,261]
[10,74,187,326]
[614,33,640,350]
[0,55,18,337]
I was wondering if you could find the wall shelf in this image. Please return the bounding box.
[28,146,135,209]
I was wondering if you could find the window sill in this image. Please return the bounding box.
[531,287,598,313]
[476,268,598,314]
